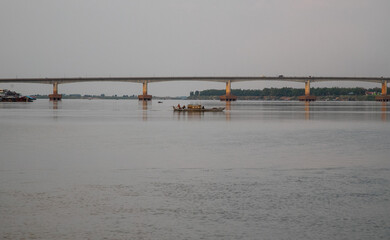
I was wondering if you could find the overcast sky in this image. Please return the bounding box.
[1,0,389,96]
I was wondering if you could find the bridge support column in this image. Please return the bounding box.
[220,80,237,101]
[376,80,390,102]
[49,82,62,101]
[138,81,152,101]
[382,80,388,95]
[298,80,316,101]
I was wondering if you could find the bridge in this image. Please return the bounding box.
[0,76,389,102]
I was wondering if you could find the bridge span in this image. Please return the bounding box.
[0,76,388,102]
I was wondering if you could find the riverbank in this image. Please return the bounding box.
[33,95,378,101]
[35,95,186,100]
[187,95,378,101]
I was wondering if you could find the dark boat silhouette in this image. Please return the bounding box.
[173,104,224,112]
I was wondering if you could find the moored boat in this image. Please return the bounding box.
[173,104,224,112]
[0,89,34,102]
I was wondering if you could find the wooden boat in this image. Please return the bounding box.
[173,104,224,112]
[0,96,31,102]
[0,89,34,102]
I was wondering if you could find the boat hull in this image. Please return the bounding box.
[0,96,32,102]
[173,107,225,112]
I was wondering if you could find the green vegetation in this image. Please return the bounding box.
[189,87,382,101]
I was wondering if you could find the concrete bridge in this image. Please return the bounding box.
[0,76,388,101]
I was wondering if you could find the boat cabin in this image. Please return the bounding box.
[187,104,204,109]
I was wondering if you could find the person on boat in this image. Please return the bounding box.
[177,104,181,109]
[182,105,186,109]
[202,106,205,109]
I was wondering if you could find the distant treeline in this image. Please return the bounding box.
[190,87,381,97]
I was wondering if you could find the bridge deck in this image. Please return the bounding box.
[0,76,388,84]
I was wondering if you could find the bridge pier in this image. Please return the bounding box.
[138,81,152,101]
[220,80,237,101]
[49,82,62,101]
[298,80,316,101]
[376,80,389,102]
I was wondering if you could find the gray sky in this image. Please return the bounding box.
[1,0,389,96]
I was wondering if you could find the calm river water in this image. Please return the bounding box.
[0,100,389,239]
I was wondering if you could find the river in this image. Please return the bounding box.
[0,99,389,239]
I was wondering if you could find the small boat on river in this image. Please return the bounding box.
[173,104,224,112]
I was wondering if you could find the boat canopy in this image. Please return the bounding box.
[187,104,202,109]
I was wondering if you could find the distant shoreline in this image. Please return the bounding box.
[187,87,382,101]
[31,86,383,101]
[187,95,378,101]
[34,95,186,100]
[32,95,379,101]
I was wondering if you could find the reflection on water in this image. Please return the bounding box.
[141,100,148,110]
[51,100,59,110]
[50,100,60,120]
[225,101,231,111]
[1,99,389,123]
[225,102,231,121]
[140,100,149,121]
[174,110,204,120]
[382,102,387,121]
[304,102,310,120]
